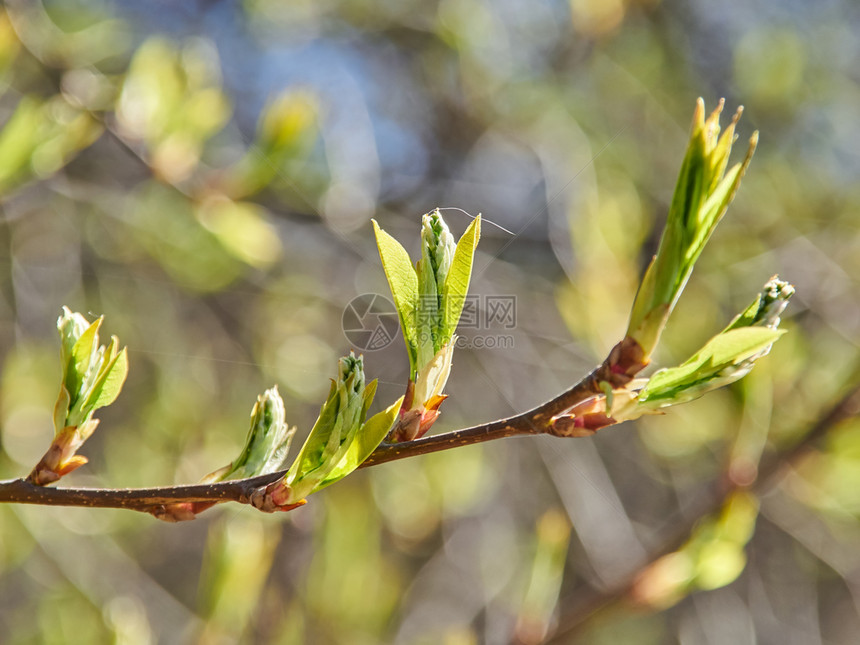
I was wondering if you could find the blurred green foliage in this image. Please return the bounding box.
[1,1,859,643]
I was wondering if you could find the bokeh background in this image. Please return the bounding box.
[1,0,859,643]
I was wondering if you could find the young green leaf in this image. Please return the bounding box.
[287,354,366,491]
[316,394,404,490]
[290,381,341,483]
[83,343,129,412]
[360,378,378,421]
[251,353,407,509]
[58,307,90,368]
[599,277,795,424]
[372,220,419,371]
[625,99,757,364]
[66,316,102,408]
[639,276,794,406]
[203,386,295,482]
[32,309,129,485]
[639,327,785,404]
[441,214,481,342]
[373,211,482,441]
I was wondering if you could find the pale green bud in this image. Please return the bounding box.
[204,386,295,482]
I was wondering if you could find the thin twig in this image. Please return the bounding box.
[0,362,609,514]
[0,472,282,511]
[362,365,605,467]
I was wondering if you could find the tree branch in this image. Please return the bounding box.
[362,363,607,467]
[0,361,610,515]
[0,472,282,512]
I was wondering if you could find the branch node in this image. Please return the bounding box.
[247,480,307,514]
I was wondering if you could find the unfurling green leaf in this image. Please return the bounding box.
[599,277,794,425]
[374,210,481,381]
[55,307,130,433]
[639,327,784,404]
[626,98,758,362]
[66,314,102,413]
[316,395,403,490]
[373,210,481,441]
[58,307,90,372]
[30,308,129,485]
[83,340,129,412]
[637,275,793,407]
[204,386,296,482]
[283,353,374,503]
[288,353,366,487]
[442,214,481,344]
[373,220,419,371]
[253,353,402,510]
